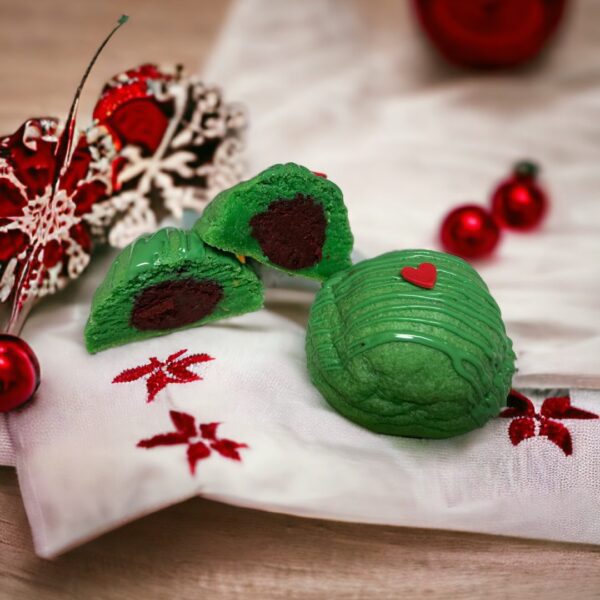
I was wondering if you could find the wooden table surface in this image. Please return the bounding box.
[1,1,600,598]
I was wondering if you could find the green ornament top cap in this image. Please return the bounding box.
[514,160,540,179]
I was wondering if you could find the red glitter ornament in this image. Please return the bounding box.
[92,63,247,248]
[491,161,548,231]
[93,63,173,153]
[440,204,500,259]
[412,0,568,68]
[0,16,128,413]
[0,335,40,412]
[0,17,128,335]
[0,119,115,315]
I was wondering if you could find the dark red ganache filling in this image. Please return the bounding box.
[249,194,326,270]
[131,278,223,331]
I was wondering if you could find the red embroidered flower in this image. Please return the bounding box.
[0,118,116,305]
[499,390,598,456]
[112,349,214,402]
[138,410,248,474]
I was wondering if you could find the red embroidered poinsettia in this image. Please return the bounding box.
[499,390,598,456]
[91,63,247,248]
[112,349,214,402]
[138,410,248,474]
[0,118,117,310]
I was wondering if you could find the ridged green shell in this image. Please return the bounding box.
[306,249,515,438]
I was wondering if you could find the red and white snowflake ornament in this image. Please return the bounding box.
[93,63,247,248]
[0,118,117,312]
[0,16,128,413]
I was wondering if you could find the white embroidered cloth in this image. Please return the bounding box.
[4,0,600,557]
[9,253,600,557]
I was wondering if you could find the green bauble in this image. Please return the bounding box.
[306,249,515,438]
[85,228,264,353]
[194,163,353,280]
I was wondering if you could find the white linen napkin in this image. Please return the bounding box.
[9,250,600,557]
[4,0,600,556]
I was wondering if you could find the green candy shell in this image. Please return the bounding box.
[85,228,264,353]
[306,249,516,438]
[194,163,353,280]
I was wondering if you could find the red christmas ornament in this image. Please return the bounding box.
[0,17,128,336]
[0,335,40,412]
[0,119,116,313]
[440,204,500,259]
[93,63,173,153]
[412,0,568,68]
[491,161,548,231]
[0,16,128,413]
[92,63,247,248]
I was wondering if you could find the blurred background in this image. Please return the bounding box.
[0,0,231,129]
[1,0,573,131]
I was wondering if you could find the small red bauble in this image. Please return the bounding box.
[412,0,568,68]
[440,204,500,259]
[491,161,548,231]
[0,335,40,413]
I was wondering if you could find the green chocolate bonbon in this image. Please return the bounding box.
[194,163,353,280]
[85,227,264,353]
[306,249,515,438]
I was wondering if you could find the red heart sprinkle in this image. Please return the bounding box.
[400,262,437,289]
[312,171,328,178]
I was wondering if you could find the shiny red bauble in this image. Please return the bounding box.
[0,335,40,413]
[491,161,548,230]
[440,204,500,259]
[412,0,568,68]
[93,63,172,153]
